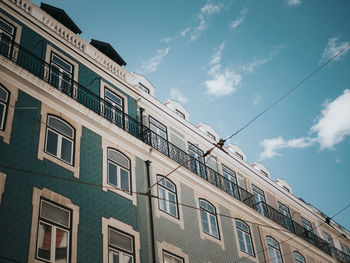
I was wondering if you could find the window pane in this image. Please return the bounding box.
[0,86,8,101]
[120,168,130,191]
[55,228,68,262]
[109,229,133,254]
[41,200,70,227]
[0,103,5,130]
[168,193,177,216]
[52,54,72,73]
[61,138,73,164]
[237,230,245,251]
[108,162,118,187]
[0,18,14,35]
[108,150,129,169]
[201,210,209,233]
[37,222,52,261]
[109,249,120,263]
[48,117,73,138]
[158,187,166,211]
[46,129,58,156]
[121,254,133,263]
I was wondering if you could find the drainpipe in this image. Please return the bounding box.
[145,160,156,263]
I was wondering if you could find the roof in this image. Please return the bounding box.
[40,3,82,34]
[90,39,127,67]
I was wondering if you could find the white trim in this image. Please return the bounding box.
[101,137,137,206]
[157,241,189,263]
[102,217,140,263]
[28,187,79,263]
[0,172,6,204]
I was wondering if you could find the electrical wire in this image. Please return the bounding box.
[233,200,350,263]
[223,42,350,143]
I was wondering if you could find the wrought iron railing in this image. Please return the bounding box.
[2,39,346,261]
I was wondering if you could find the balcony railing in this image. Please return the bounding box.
[2,39,346,261]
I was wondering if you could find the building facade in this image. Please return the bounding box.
[0,0,349,262]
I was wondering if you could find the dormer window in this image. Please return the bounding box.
[283,186,290,192]
[175,109,185,119]
[261,170,268,177]
[207,132,216,141]
[139,83,150,94]
[236,152,244,160]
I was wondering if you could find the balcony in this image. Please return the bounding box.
[1,39,347,261]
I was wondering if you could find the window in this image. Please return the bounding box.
[0,84,9,131]
[278,202,293,232]
[157,175,178,218]
[45,115,75,165]
[188,143,206,179]
[36,199,71,262]
[222,165,239,199]
[139,83,150,94]
[293,252,305,263]
[341,243,350,255]
[235,220,254,256]
[267,237,283,263]
[324,232,333,248]
[252,185,267,216]
[199,199,219,239]
[108,227,135,263]
[104,88,124,127]
[207,132,216,141]
[261,170,269,177]
[107,148,131,193]
[236,152,244,160]
[50,52,73,95]
[0,17,15,57]
[175,109,185,119]
[163,250,184,263]
[149,116,168,156]
[301,217,314,243]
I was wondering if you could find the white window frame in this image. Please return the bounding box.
[28,188,79,263]
[107,148,131,194]
[45,115,75,165]
[104,87,125,127]
[0,17,15,58]
[278,202,293,232]
[36,199,71,262]
[222,165,239,199]
[163,250,184,263]
[293,251,306,263]
[0,172,6,205]
[49,52,74,93]
[235,219,255,257]
[108,227,134,263]
[252,185,267,216]
[149,116,169,156]
[0,84,9,131]
[157,175,179,218]
[199,199,220,239]
[188,143,206,179]
[267,236,283,263]
[102,217,140,263]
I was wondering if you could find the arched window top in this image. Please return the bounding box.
[199,199,216,214]
[236,219,250,233]
[157,175,176,192]
[267,236,280,249]
[0,85,9,102]
[293,252,305,263]
[47,115,74,139]
[108,148,130,169]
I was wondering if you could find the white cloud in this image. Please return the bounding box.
[286,0,302,7]
[253,93,262,106]
[242,44,286,73]
[160,37,173,43]
[205,69,242,96]
[320,37,350,64]
[311,89,350,149]
[179,2,223,42]
[230,17,245,30]
[259,89,350,159]
[204,43,242,97]
[139,47,170,74]
[240,8,248,15]
[170,88,188,104]
[259,136,315,160]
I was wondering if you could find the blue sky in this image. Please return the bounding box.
[32,0,350,230]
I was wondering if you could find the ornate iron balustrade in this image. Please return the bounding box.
[1,39,344,260]
[254,201,332,255]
